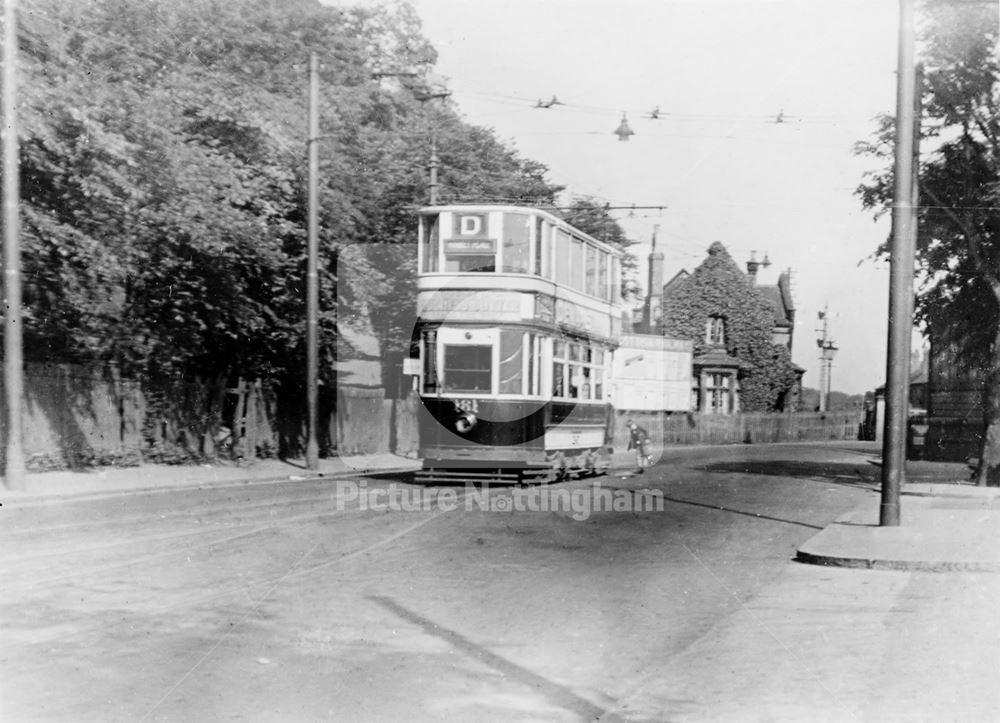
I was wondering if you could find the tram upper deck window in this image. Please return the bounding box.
[534,218,550,278]
[585,245,597,297]
[443,345,492,393]
[502,213,530,274]
[554,229,571,286]
[445,212,495,273]
[570,238,584,291]
[420,214,440,273]
[611,256,621,300]
[597,252,608,300]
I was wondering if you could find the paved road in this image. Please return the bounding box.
[0,443,878,722]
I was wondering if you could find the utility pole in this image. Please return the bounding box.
[881,0,918,527]
[305,53,320,470]
[816,305,838,413]
[3,0,25,491]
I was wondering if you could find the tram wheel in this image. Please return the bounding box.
[544,451,567,483]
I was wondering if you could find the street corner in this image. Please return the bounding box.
[795,499,1000,573]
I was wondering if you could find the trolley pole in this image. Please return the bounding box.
[305,53,320,470]
[3,0,25,491]
[880,0,918,527]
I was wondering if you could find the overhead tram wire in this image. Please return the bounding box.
[449,87,878,127]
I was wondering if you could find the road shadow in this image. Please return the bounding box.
[696,459,881,490]
[369,595,624,722]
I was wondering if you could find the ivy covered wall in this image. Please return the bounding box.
[661,242,798,412]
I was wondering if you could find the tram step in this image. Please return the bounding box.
[415,469,524,484]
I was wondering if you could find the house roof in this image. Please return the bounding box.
[693,348,745,369]
[757,271,795,328]
[874,363,929,395]
[660,269,690,300]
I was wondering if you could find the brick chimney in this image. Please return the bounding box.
[646,226,664,331]
[746,250,770,284]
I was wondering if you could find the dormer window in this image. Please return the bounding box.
[706,316,726,346]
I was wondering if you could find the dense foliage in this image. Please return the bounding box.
[16,0,586,392]
[660,242,798,412]
[856,0,999,482]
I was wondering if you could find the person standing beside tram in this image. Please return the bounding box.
[626,419,652,473]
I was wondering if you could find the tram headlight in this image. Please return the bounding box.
[455,412,477,433]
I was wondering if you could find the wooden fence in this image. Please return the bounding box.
[613,409,862,450]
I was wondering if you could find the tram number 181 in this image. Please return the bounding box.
[453,399,480,414]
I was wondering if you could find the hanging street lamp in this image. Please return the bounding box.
[614,112,635,141]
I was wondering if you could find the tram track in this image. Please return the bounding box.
[0,488,363,550]
[0,478,377,538]
[2,486,471,592]
[3,496,467,649]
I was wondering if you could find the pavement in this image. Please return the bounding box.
[3,446,999,574]
[0,453,424,505]
[796,458,1000,573]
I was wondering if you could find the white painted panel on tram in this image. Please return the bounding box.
[438,327,498,345]
[544,427,606,450]
[419,290,527,322]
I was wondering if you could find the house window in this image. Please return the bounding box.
[706,316,726,346]
[706,373,731,414]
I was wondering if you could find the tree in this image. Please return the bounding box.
[856,0,999,483]
[661,242,797,412]
[15,0,571,455]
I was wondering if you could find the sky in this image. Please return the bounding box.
[384,0,906,394]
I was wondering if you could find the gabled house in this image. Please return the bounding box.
[660,242,801,413]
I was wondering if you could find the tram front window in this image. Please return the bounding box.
[443,345,492,392]
[445,255,495,273]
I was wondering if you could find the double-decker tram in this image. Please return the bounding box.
[411,204,625,484]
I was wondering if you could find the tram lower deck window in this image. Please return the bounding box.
[443,345,492,392]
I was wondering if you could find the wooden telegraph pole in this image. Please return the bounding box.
[881,0,918,527]
[305,53,320,470]
[3,0,25,490]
